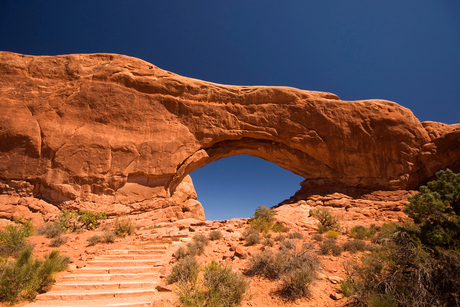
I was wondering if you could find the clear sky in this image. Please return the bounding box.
[1,1,459,220]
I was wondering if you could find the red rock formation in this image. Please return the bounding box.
[0,52,458,221]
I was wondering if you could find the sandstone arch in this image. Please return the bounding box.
[0,52,459,220]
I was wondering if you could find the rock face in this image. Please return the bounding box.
[0,52,459,220]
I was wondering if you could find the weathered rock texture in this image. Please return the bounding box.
[0,52,459,221]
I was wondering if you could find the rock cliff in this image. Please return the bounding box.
[0,52,459,222]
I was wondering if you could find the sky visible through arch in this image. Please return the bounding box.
[1,1,459,220]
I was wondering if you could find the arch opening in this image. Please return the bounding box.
[190,154,304,221]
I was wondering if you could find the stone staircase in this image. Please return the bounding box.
[26,235,188,307]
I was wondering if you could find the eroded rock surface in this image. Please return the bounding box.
[0,52,459,221]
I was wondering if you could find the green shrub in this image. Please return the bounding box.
[167,256,200,285]
[272,221,289,233]
[0,247,69,304]
[209,230,223,241]
[404,169,460,248]
[49,235,67,247]
[343,240,366,253]
[114,217,135,237]
[78,210,107,230]
[287,232,303,240]
[0,221,34,256]
[176,261,249,307]
[319,238,343,256]
[344,171,460,306]
[324,230,339,239]
[54,211,79,232]
[350,225,377,240]
[248,205,276,233]
[38,223,62,239]
[310,207,341,233]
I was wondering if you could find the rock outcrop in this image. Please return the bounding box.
[0,52,459,221]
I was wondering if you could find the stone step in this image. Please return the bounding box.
[53,281,156,291]
[107,249,166,256]
[71,266,159,275]
[36,288,157,301]
[85,259,159,267]
[96,254,163,260]
[60,272,158,282]
[26,295,155,306]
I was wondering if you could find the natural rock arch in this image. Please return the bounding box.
[0,52,459,220]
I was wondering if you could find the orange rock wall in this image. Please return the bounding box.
[0,52,459,220]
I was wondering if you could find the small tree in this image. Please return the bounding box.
[309,207,340,233]
[404,169,460,248]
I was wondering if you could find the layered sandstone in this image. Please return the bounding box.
[0,52,459,221]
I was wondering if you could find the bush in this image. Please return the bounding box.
[87,234,102,246]
[114,217,135,237]
[38,223,62,239]
[103,231,115,243]
[312,233,323,242]
[54,211,79,232]
[242,228,261,246]
[272,221,289,233]
[185,234,210,257]
[0,221,34,256]
[274,234,285,242]
[350,225,376,240]
[0,247,69,304]
[344,170,460,306]
[404,169,460,248]
[78,210,107,230]
[246,246,319,301]
[167,256,200,285]
[176,261,249,307]
[279,266,315,301]
[49,235,67,247]
[248,205,276,233]
[310,207,340,233]
[209,230,223,241]
[287,232,303,240]
[343,240,366,253]
[280,239,296,250]
[263,237,274,247]
[174,246,188,260]
[324,230,339,239]
[319,238,343,256]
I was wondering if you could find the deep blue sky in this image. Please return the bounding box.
[1,1,459,220]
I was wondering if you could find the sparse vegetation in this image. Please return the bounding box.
[287,232,303,240]
[310,207,341,233]
[78,210,107,230]
[324,230,339,239]
[319,238,343,256]
[248,205,276,233]
[343,169,460,307]
[38,222,62,238]
[280,239,296,250]
[103,230,116,243]
[263,237,274,247]
[242,227,261,246]
[114,216,135,237]
[312,233,323,241]
[0,247,69,304]
[167,255,200,285]
[209,230,223,241]
[272,221,289,233]
[343,239,366,253]
[175,261,249,307]
[349,225,377,240]
[0,219,34,256]
[49,235,67,247]
[87,234,102,246]
[247,245,320,301]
